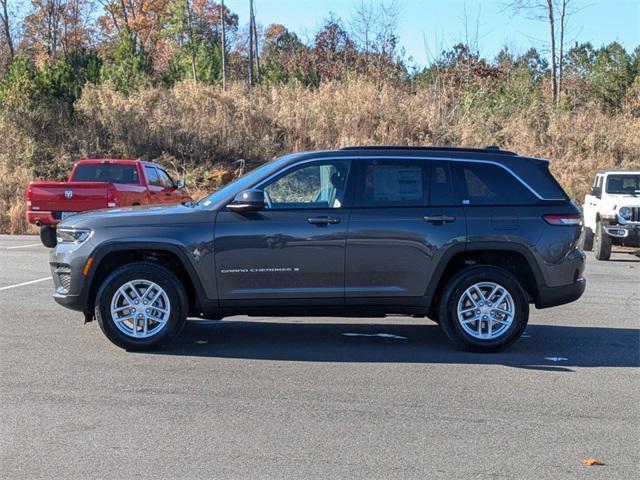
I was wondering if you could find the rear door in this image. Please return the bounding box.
[451,161,546,248]
[345,158,466,304]
[215,159,353,302]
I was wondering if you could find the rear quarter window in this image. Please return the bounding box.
[454,162,537,205]
[72,164,139,184]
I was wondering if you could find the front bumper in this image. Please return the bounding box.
[49,239,95,312]
[604,223,640,247]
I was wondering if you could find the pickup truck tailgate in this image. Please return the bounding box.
[29,181,110,212]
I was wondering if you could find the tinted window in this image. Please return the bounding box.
[429,161,456,206]
[263,160,351,209]
[455,162,537,205]
[606,175,640,194]
[361,160,428,207]
[145,166,162,186]
[72,164,139,184]
[157,169,175,189]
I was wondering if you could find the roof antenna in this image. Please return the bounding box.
[485,145,501,150]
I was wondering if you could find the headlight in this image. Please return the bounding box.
[56,227,92,244]
[619,207,632,220]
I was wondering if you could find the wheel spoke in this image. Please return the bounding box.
[462,316,478,324]
[114,314,135,324]
[493,291,508,307]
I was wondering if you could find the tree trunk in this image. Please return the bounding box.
[252,4,260,82]
[558,0,568,103]
[185,0,197,81]
[547,0,557,107]
[0,0,14,60]
[248,0,254,88]
[221,0,227,90]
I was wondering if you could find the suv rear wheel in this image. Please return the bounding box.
[95,262,187,351]
[437,266,529,352]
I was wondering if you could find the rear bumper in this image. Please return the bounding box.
[27,211,59,226]
[536,277,586,309]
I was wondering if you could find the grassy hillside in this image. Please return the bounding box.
[1,79,639,233]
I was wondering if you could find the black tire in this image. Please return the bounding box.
[578,226,594,252]
[437,266,529,352]
[593,221,612,261]
[95,262,187,351]
[40,226,57,248]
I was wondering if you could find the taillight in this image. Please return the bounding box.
[107,186,118,208]
[543,213,581,225]
[26,183,32,206]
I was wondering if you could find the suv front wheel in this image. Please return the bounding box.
[95,262,188,351]
[437,266,529,352]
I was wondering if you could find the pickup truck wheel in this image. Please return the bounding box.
[40,226,57,248]
[594,221,612,261]
[437,266,529,352]
[95,262,187,351]
[578,226,594,251]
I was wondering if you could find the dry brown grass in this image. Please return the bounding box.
[1,79,639,233]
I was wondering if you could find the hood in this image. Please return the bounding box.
[59,203,208,229]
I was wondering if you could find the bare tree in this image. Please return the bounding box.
[251,0,259,82]
[220,0,226,89]
[185,0,197,81]
[0,0,14,60]
[506,0,576,106]
[248,0,254,88]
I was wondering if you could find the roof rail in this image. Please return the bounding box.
[339,145,518,156]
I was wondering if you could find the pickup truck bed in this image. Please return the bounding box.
[27,159,190,246]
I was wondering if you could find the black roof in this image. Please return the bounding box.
[340,145,518,156]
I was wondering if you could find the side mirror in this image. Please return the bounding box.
[591,186,601,198]
[176,179,186,189]
[227,189,264,212]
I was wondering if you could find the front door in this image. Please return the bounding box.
[215,159,353,303]
[345,159,466,304]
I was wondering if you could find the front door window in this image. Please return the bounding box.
[263,161,351,209]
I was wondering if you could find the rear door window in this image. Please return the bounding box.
[429,161,457,206]
[358,159,429,207]
[454,162,537,205]
[72,164,139,184]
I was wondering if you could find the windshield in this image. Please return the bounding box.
[605,175,640,195]
[196,156,295,209]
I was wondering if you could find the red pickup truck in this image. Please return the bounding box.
[27,159,191,246]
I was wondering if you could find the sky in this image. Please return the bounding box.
[228,0,640,67]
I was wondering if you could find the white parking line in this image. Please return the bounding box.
[6,243,42,250]
[0,277,51,292]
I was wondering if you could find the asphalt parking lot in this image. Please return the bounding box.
[0,234,638,479]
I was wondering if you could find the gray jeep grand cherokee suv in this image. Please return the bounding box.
[49,146,586,352]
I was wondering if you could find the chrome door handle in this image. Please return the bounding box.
[308,216,341,225]
[424,215,456,224]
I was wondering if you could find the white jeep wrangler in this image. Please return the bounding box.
[581,170,640,260]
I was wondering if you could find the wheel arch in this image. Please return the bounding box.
[426,243,544,309]
[83,240,209,319]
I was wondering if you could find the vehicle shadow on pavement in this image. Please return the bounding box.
[153,320,640,371]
